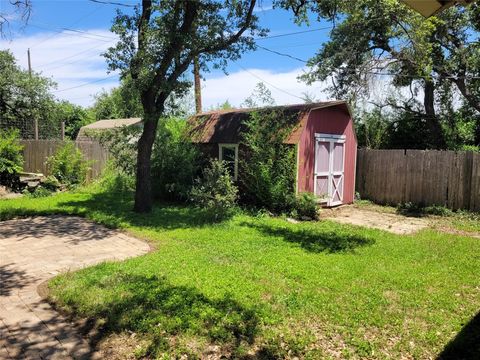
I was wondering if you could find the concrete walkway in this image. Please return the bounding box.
[0,216,150,359]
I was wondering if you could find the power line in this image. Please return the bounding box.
[60,27,117,40]
[255,46,480,80]
[256,45,307,63]
[87,0,137,7]
[236,64,305,101]
[30,5,103,48]
[37,41,115,70]
[28,24,113,42]
[255,25,333,41]
[53,75,118,93]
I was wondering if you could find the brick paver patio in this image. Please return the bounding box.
[0,216,150,359]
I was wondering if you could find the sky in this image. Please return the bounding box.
[0,0,336,110]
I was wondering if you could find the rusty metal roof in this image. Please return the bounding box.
[188,101,350,145]
[400,0,475,17]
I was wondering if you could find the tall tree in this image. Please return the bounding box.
[105,0,264,212]
[277,0,480,149]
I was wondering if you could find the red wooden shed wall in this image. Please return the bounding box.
[296,107,357,204]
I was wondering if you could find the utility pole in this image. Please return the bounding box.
[28,48,38,140]
[27,48,32,77]
[193,57,202,114]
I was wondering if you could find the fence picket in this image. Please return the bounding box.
[20,140,109,181]
[356,149,479,211]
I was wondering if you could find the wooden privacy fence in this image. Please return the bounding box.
[20,140,109,180]
[356,149,480,211]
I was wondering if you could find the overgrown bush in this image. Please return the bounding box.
[95,117,199,202]
[46,142,90,187]
[190,160,238,221]
[0,128,23,188]
[27,186,53,198]
[151,118,199,201]
[92,125,140,177]
[289,192,318,220]
[239,110,297,213]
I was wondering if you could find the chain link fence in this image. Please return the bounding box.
[0,117,63,140]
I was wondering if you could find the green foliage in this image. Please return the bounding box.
[91,76,143,121]
[242,82,275,108]
[280,0,480,150]
[55,101,94,140]
[239,110,297,213]
[0,50,95,140]
[355,109,390,149]
[289,192,318,220]
[461,145,480,152]
[151,118,200,201]
[210,99,234,111]
[190,160,238,220]
[396,202,454,217]
[46,142,90,187]
[0,50,61,139]
[95,118,199,201]
[0,128,23,187]
[27,186,53,198]
[93,125,140,177]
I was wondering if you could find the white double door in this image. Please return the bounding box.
[314,134,345,206]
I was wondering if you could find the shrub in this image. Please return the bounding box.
[239,110,297,213]
[397,202,453,217]
[46,142,90,186]
[151,118,200,201]
[92,125,140,177]
[190,160,238,221]
[289,192,318,220]
[28,186,53,198]
[423,205,453,217]
[0,128,24,188]
[95,117,199,202]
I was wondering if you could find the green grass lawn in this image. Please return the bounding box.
[1,183,479,359]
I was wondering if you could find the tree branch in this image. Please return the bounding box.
[198,0,257,54]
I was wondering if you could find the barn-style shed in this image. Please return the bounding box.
[189,101,357,207]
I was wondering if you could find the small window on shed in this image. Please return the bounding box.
[219,144,238,180]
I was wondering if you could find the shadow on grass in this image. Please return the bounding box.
[437,311,480,360]
[57,189,218,230]
[0,185,230,231]
[60,273,259,357]
[241,221,375,253]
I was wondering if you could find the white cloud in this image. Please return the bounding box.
[1,30,334,110]
[202,67,332,109]
[0,29,119,107]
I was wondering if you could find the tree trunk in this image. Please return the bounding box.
[423,79,446,149]
[134,111,159,213]
[453,78,480,114]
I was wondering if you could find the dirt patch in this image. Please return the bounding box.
[0,185,23,199]
[434,226,480,239]
[321,205,430,234]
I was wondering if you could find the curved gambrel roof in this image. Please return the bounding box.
[188,101,351,145]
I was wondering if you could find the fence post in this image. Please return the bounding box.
[61,122,65,141]
[34,119,39,140]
